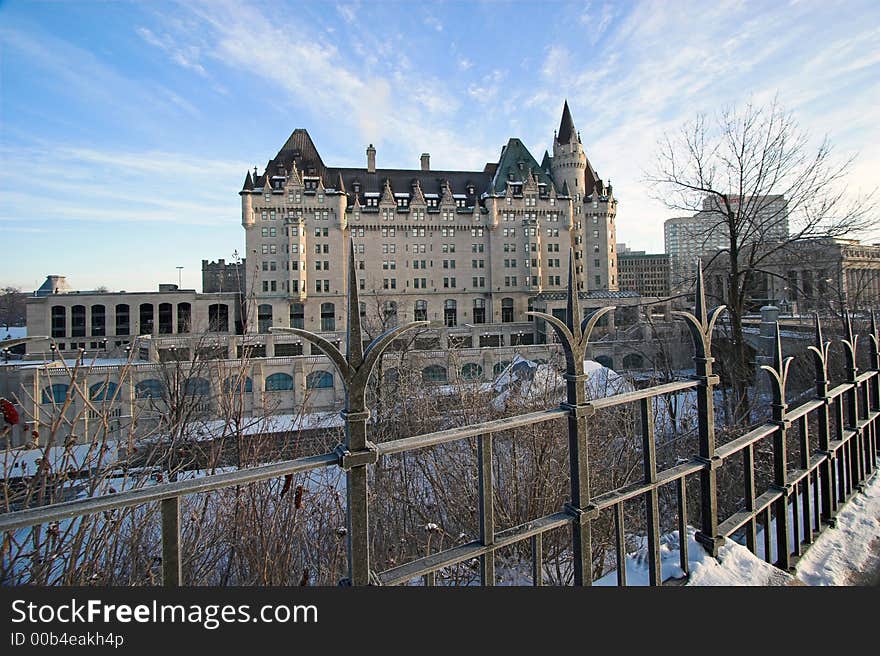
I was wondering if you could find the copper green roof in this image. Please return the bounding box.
[490,138,555,194]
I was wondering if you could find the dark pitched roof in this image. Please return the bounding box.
[556,100,578,145]
[256,129,329,188]
[241,170,254,192]
[491,138,555,194]
[540,150,552,174]
[335,167,490,201]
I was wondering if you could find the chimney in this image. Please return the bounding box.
[420,153,430,171]
[366,144,376,173]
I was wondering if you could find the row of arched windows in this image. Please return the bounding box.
[50,303,198,338]
[40,372,336,403]
[260,298,521,333]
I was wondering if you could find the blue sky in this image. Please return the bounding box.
[2,0,879,293]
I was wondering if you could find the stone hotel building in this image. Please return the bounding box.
[241,101,621,335]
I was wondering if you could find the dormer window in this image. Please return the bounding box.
[353,182,360,193]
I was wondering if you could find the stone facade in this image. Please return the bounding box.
[202,258,246,295]
[240,102,619,337]
[617,249,671,298]
[25,280,241,358]
[704,237,880,314]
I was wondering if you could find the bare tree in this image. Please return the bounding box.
[0,287,26,330]
[647,97,876,423]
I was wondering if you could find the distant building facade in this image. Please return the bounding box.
[704,237,880,314]
[25,277,241,357]
[202,258,246,295]
[665,195,788,291]
[617,249,671,298]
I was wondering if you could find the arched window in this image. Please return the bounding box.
[501,297,514,323]
[89,381,119,401]
[223,376,253,393]
[472,299,486,324]
[383,301,398,327]
[290,303,304,329]
[184,377,210,395]
[115,304,130,336]
[177,303,192,333]
[71,305,86,337]
[139,303,154,335]
[158,302,173,334]
[208,304,229,332]
[493,361,511,376]
[422,365,448,383]
[321,303,335,331]
[414,300,428,322]
[444,299,457,327]
[136,379,165,399]
[265,373,294,391]
[306,370,334,389]
[91,305,106,337]
[460,363,483,381]
[258,304,273,333]
[623,353,644,370]
[41,383,69,404]
[51,306,66,338]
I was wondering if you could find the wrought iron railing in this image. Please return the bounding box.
[1,247,877,586]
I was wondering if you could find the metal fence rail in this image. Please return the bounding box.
[2,249,878,586]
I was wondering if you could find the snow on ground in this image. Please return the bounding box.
[2,441,118,477]
[491,355,632,410]
[586,528,793,586]
[685,536,793,586]
[794,467,880,585]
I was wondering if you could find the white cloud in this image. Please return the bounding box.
[423,14,443,32]
[336,3,358,24]
[136,26,208,77]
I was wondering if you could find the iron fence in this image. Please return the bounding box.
[1,248,878,586]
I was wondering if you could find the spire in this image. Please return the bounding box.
[242,170,254,191]
[540,150,551,173]
[556,100,577,144]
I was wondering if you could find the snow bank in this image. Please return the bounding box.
[795,467,880,585]
[491,355,632,410]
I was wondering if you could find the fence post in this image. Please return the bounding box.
[869,312,880,471]
[841,313,865,492]
[527,254,612,586]
[270,241,428,585]
[809,314,834,525]
[161,496,182,586]
[673,262,725,558]
[761,322,793,571]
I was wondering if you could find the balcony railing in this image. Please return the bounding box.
[1,249,878,586]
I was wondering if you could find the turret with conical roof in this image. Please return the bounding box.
[550,100,588,199]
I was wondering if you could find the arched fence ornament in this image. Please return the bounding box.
[672,261,726,557]
[271,239,428,585]
[526,251,614,585]
[760,321,795,569]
